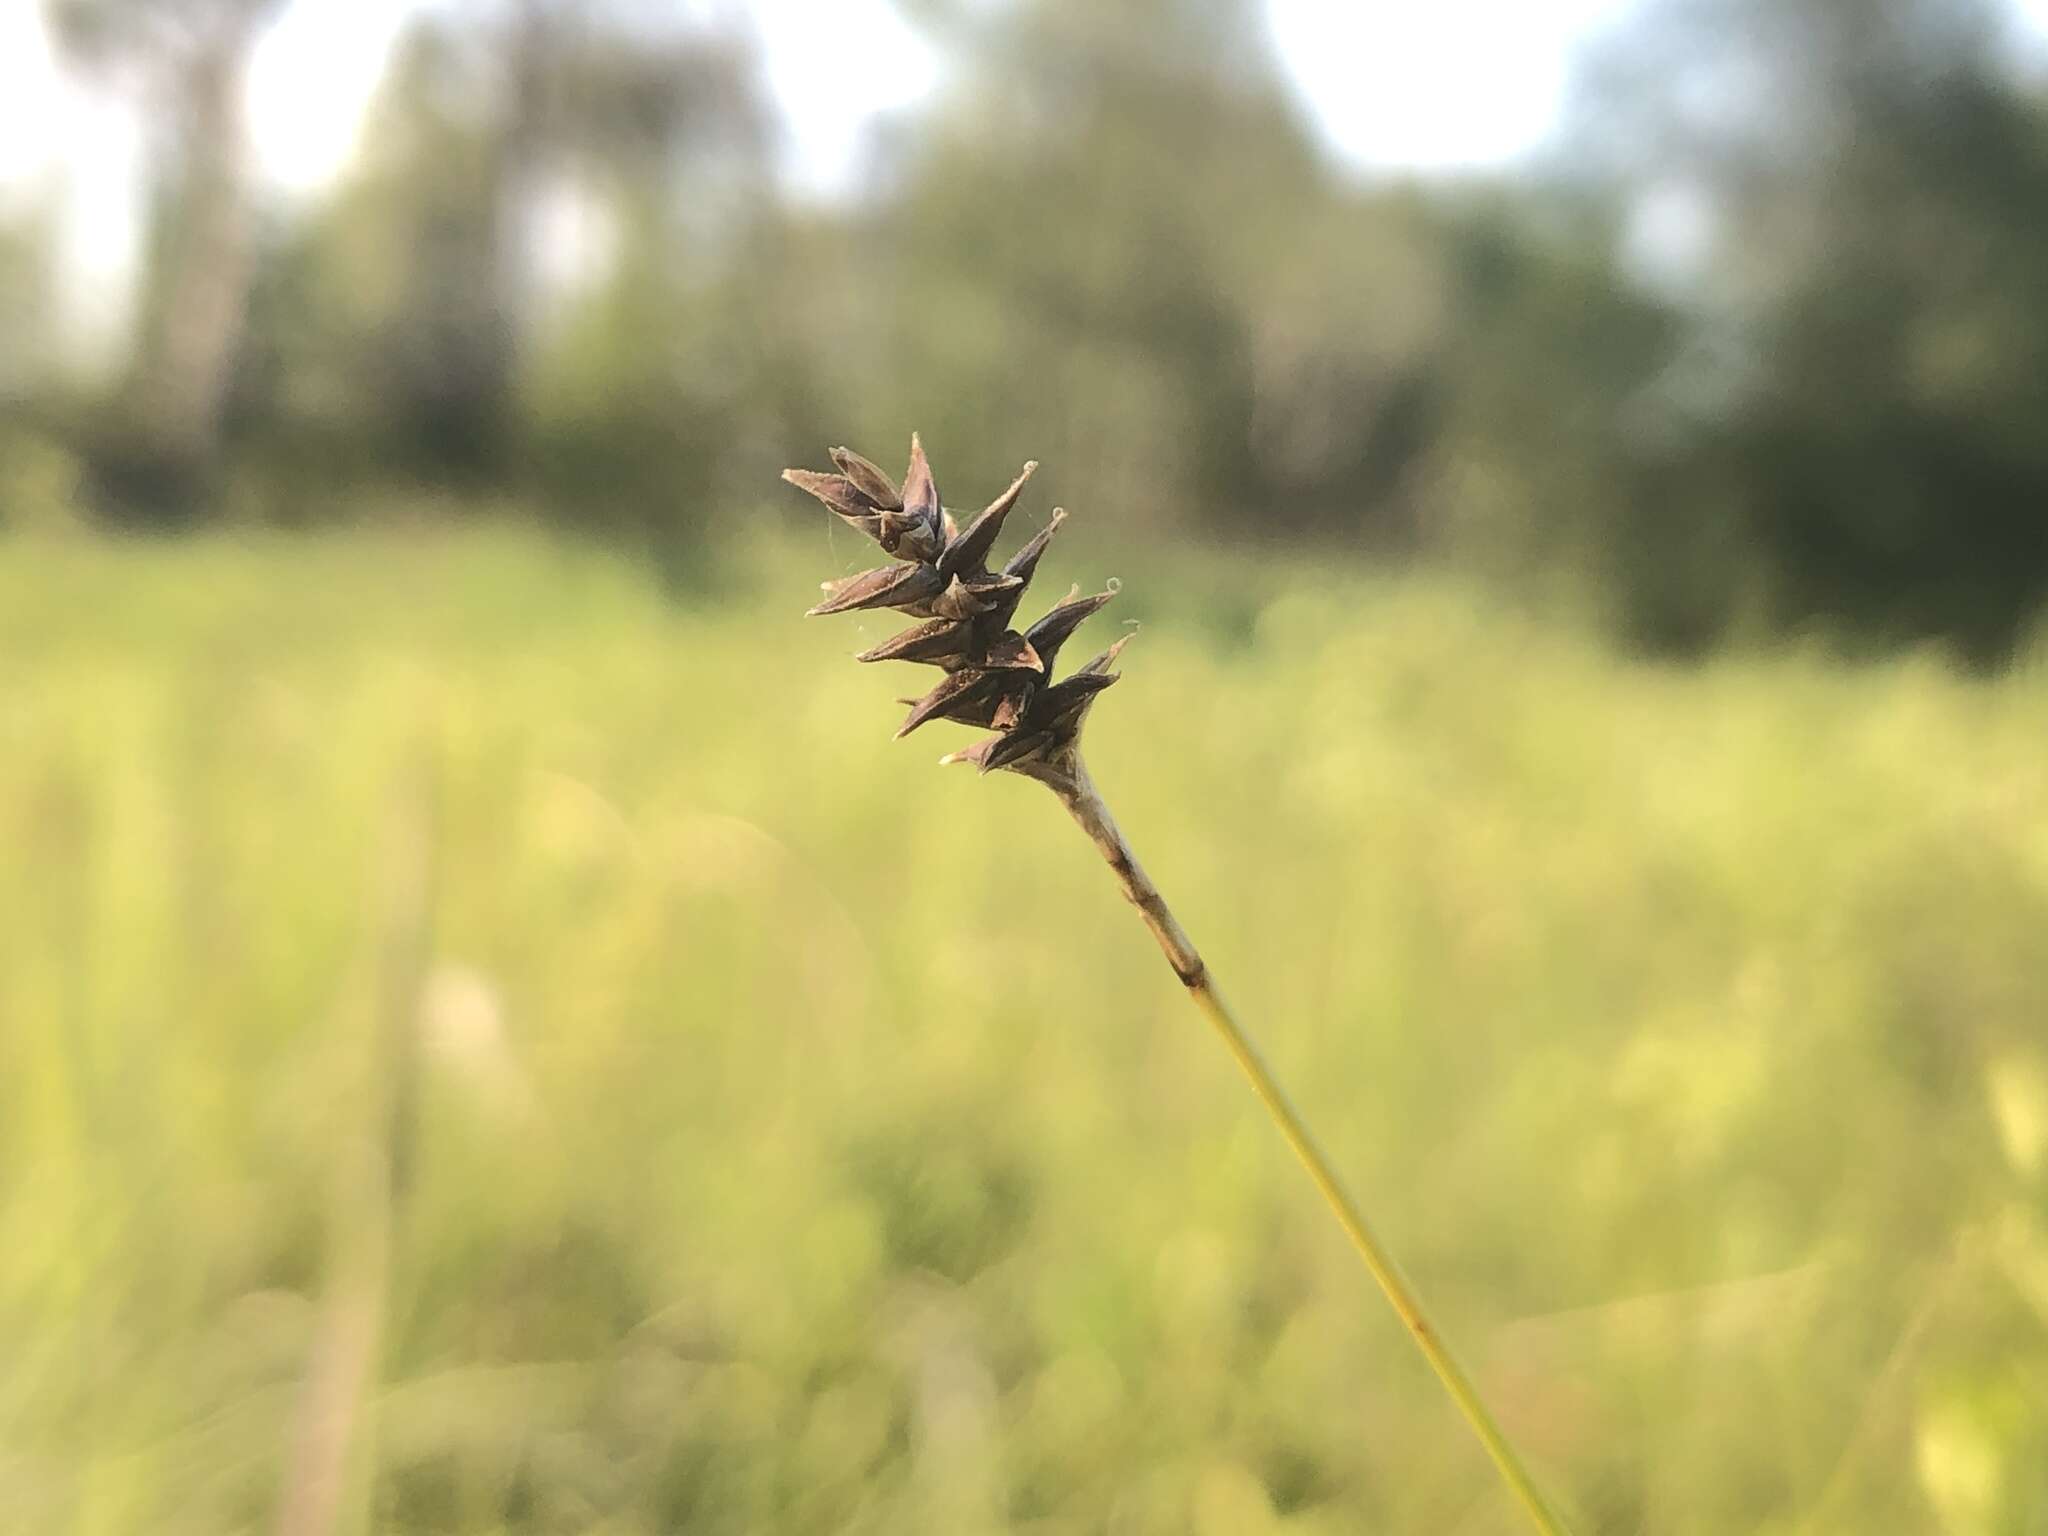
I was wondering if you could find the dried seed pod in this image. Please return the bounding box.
[927,572,1023,622]
[938,461,1036,580]
[894,434,946,563]
[895,667,1013,738]
[829,446,903,511]
[855,618,976,667]
[781,470,889,543]
[790,439,1562,1536]
[1025,583,1120,672]
[809,561,945,616]
[785,439,1128,780]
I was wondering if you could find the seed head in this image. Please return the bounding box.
[784,434,1130,784]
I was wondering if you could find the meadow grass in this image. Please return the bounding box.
[1,521,2044,1534]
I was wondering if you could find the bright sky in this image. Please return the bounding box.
[1267,0,1641,169]
[0,0,1653,201]
[6,0,2048,332]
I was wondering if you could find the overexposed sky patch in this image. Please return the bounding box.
[1267,0,1642,171]
[0,5,62,191]
[752,0,941,195]
[8,0,2048,309]
[248,0,422,193]
[0,3,142,349]
[0,0,1671,209]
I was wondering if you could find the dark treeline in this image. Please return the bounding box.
[6,0,2048,662]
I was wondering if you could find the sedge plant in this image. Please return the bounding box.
[785,436,1575,1536]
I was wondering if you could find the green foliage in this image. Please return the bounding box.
[0,426,89,535]
[1578,0,2048,663]
[2,525,2044,1533]
[229,8,780,564]
[43,0,290,522]
[27,0,2048,658]
[0,209,57,399]
[231,20,528,501]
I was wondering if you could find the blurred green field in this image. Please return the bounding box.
[2,523,2045,1535]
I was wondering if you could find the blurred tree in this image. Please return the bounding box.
[233,1,776,559]
[1575,0,2048,662]
[0,204,89,534]
[224,19,510,516]
[46,0,285,521]
[512,4,778,565]
[0,204,58,402]
[812,0,1671,582]
[837,0,1436,543]
[1423,192,1683,624]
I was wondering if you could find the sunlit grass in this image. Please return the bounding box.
[1,523,2044,1534]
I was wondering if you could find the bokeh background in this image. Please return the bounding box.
[3,1,2047,1532]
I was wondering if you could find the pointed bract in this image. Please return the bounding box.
[783,469,892,545]
[894,520,945,565]
[830,446,903,511]
[988,508,1067,629]
[963,633,1136,775]
[984,727,1058,772]
[930,571,1024,622]
[790,441,1129,777]
[874,509,920,550]
[1072,631,1137,678]
[856,617,976,666]
[782,468,878,517]
[982,632,1043,671]
[939,461,1036,580]
[1002,508,1066,584]
[944,727,1056,774]
[941,672,1037,730]
[901,434,941,537]
[941,735,1000,771]
[1036,669,1120,726]
[809,560,945,616]
[1024,585,1118,672]
[896,667,1008,738]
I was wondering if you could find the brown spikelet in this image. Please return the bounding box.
[808,561,945,617]
[781,434,1576,1536]
[785,438,1127,779]
[829,446,903,511]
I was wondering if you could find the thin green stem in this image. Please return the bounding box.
[1042,753,1574,1536]
[1185,979,1572,1535]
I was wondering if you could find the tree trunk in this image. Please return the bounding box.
[103,29,254,518]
